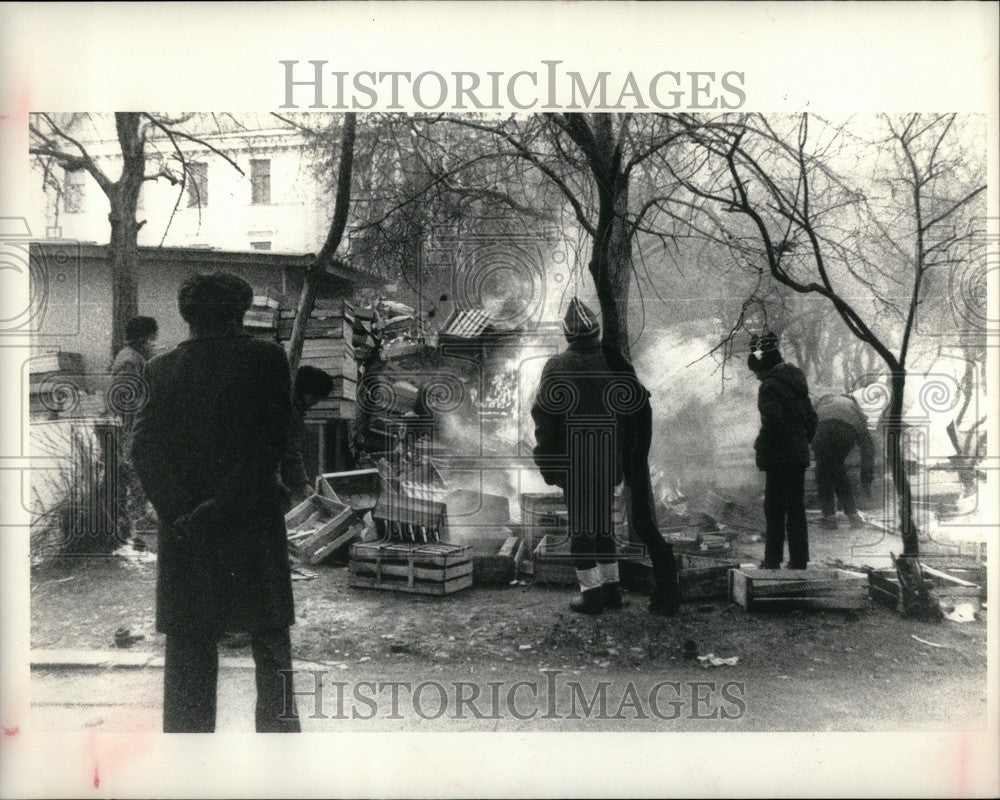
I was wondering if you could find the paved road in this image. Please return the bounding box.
[29,658,987,733]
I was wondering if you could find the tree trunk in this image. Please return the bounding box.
[108,206,140,359]
[589,183,632,358]
[886,370,920,556]
[109,112,145,359]
[287,113,357,380]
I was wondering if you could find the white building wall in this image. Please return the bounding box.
[31,118,334,255]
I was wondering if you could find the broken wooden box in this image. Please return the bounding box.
[316,468,382,512]
[729,567,868,611]
[868,562,982,614]
[349,541,473,595]
[285,494,359,565]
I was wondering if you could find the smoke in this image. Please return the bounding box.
[633,327,764,497]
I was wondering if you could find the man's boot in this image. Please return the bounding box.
[571,566,605,615]
[598,562,628,610]
[820,515,838,530]
[602,582,628,610]
[570,587,606,615]
[847,512,865,529]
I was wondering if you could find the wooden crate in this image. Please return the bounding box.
[372,491,448,543]
[349,541,473,595]
[730,567,868,611]
[532,533,577,586]
[285,493,359,565]
[868,563,982,613]
[677,554,742,601]
[317,468,381,511]
[618,553,740,600]
[277,312,353,340]
[519,493,567,527]
[244,307,279,330]
[304,397,356,422]
[470,530,521,586]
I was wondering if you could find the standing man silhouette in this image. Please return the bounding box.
[532,298,680,615]
[132,272,299,733]
[747,332,818,570]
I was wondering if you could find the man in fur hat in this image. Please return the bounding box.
[532,297,680,615]
[747,332,818,569]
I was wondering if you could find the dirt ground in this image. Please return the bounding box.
[29,521,988,732]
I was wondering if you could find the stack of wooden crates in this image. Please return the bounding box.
[278,300,358,422]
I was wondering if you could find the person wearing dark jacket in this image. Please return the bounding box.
[813,393,875,529]
[280,366,335,509]
[532,298,679,615]
[747,332,818,570]
[131,272,298,733]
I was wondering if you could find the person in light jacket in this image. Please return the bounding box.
[813,393,876,529]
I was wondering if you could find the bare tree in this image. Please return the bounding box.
[30,112,244,357]
[285,113,358,378]
[672,113,986,566]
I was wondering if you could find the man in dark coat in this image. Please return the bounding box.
[813,393,875,529]
[747,332,818,570]
[131,272,299,733]
[532,298,679,615]
[280,365,335,509]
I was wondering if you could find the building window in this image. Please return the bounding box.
[251,241,272,251]
[186,162,209,208]
[63,171,85,213]
[250,159,271,205]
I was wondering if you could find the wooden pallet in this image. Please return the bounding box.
[349,541,473,595]
[285,494,359,565]
[730,567,868,611]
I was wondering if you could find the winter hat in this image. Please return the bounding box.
[563,297,600,341]
[747,331,783,373]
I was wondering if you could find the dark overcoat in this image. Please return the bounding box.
[131,333,295,636]
[531,337,633,534]
[753,362,818,470]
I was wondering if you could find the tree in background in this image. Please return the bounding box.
[30,113,246,357]
[671,113,986,574]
